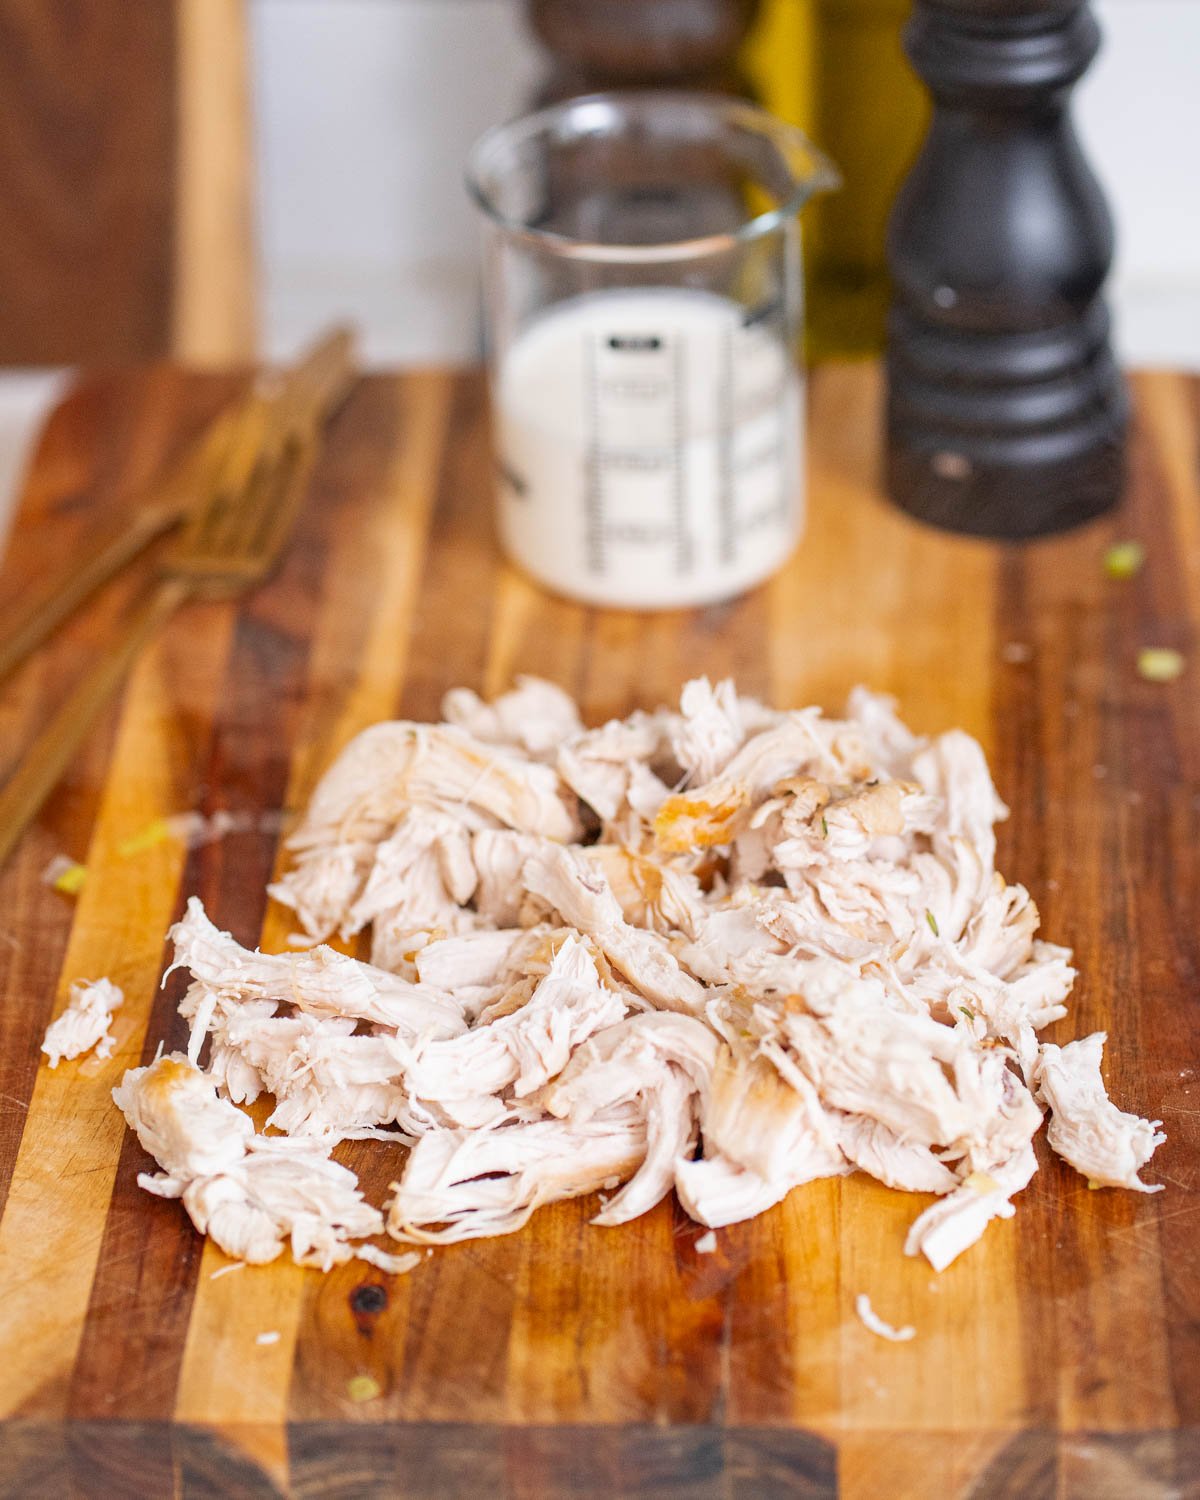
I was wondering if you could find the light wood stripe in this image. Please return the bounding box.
[0,614,232,1416]
[768,365,1022,1440]
[838,1431,1013,1500]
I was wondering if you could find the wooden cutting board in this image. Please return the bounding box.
[0,364,1195,1499]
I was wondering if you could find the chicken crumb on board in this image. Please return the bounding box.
[855,1294,916,1343]
[103,677,1164,1276]
[41,978,123,1067]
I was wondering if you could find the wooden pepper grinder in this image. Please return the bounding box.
[526,0,762,100]
[885,0,1127,537]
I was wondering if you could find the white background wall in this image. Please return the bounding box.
[1075,0,1200,367]
[251,0,538,365]
[250,0,1200,368]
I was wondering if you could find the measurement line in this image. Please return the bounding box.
[776,373,797,527]
[718,321,735,567]
[672,336,693,578]
[584,332,605,576]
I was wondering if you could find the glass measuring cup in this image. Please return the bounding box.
[466,92,838,610]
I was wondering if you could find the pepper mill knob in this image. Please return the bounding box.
[885,0,1127,537]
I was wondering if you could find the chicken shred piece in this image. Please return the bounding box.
[113,1054,410,1273]
[1034,1033,1165,1192]
[42,978,123,1067]
[170,896,467,1042]
[855,1293,916,1343]
[441,676,583,759]
[904,1144,1038,1271]
[387,1110,649,1244]
[394,934,627,1126]
[837,1115,958,1195]
[522,844,706,1014]
[98,677,1162,1276]
[270,721,580,940]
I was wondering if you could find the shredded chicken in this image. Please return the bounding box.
[105,677,1163,1277]
[42,979,123,1067]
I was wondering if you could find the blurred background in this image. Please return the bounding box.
[0,0,1195,520]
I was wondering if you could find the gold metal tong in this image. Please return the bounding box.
[0,326,357,870]
[0,326,356,683]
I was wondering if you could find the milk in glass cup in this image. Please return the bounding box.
[466,93,837,609]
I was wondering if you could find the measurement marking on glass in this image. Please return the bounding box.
[606,523,679,545]
[583,325,694,582]
[671,337,693,577]
[718,322,735,567]
[598,451,673,472]
[584,333,605,576]
[600,379,671,401]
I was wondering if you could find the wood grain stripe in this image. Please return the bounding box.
[1135,371,1200,631]
[992,398,1187,1438]
[296,376,519,1426]
[0,634,203,1417]
[67,583,305,1417]
[768,365,1024,1444]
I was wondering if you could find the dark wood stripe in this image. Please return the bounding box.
[993,375,1198,1437]
[5,1421,1198,1499]
[296,373,521,1422]
[1122,382,1200,1431]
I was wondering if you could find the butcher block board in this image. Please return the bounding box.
[0,364,1196,1499]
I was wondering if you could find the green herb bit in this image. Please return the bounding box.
[925,910,939,936]
[1104,540,1145,579]
[958,1004,976,1023]
[1137,647,1185,683]
[117,816,172,859]
[44,858,87,896]
[821,816,828,837]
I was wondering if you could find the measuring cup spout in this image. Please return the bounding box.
[468,92,839,260]
[768,119,842,211]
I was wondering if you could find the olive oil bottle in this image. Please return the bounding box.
[745,0,928,358]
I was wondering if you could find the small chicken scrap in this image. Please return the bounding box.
[43,978,123,1068]
[110,677,1164,1273]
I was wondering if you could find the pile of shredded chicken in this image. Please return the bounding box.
[108,678,1164,1274]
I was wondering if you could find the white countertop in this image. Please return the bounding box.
[0,371,70,553]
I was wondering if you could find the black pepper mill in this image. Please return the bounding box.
[885,0,1127,538]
